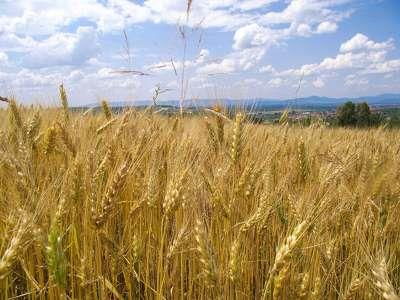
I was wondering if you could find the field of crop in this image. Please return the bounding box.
[1,94,400,299]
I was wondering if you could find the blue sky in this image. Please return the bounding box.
[0,0,399,105]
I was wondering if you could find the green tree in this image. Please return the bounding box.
[337,101,357,126]
[356,102,371,127]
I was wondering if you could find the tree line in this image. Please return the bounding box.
[335,101,384,127]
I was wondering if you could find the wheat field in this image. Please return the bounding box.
[0,95,400,299]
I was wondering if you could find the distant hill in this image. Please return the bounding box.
[82,93,400,110]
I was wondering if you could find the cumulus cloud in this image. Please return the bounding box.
[340,33,394,53]
[259,65,276,73]
[261,0,351,26]
[197,47,265,74]
[268,77,284,87]
[0,0,353,74]
[1,1,397,102]
[276,34,395,80]
[21,27,100,69]
[96,68,117,79]
[318,51,386,70]
[145,50,210,75]
[0,0,251,44]
[360,59,400,75]
[0,0,151,35]
[344,74,368,86]
[316,21,338,34]
[233,24,270,50]
[0,33,37,52]
[258,32,400,93]
[67,70,85,82]
[296,23,312,37]
[197,59,236,75]
[11,69,63,88]
[196,49,210,64]
[232,0,349,51]
[133,0,256,30]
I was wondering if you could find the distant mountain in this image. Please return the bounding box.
[82,93,400,110]
[252,94,400,109]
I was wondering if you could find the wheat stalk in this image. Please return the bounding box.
[372,256,400,300]
[101,100,112,120]
[194,217,218,288]
[262,221,306,299]
[0,216,29,280]
[231,112,244,165]
[46,219,67,289]
[92,157,131,228]
[343,277,363,300]
[59,84,69,125]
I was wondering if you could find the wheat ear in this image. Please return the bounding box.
[0,216,29,279]
[194,218,218,288]
[262,221,306,299]
[92,157,131,228]
[372,256,400,300]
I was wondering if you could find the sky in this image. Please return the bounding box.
[0,0,399,106]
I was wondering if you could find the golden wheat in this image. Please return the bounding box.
[0,99,399,299]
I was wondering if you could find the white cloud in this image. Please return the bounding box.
[21,26,100,68]
[146,59,196,74]
[81,70,142,95]
[316,21,338,34]
[259,65,275,73]
[1,1,398,102]
[96,68,116,79]
[233,24,271,50]
[268,77,284,87]
[278,63,319,77]
[318,50,387,71]
[261,0,351,25]
[146,60,183,74]
[67,70,85,82]
[202,0,279,11]
[0,0,251,43]
[144,49,210,75]
[243,78,262,85]
[0,0,151,35]
[197,47,265,74]
[197,59,236,75]
[196,49,210,64]
[267,33,399,92]
[231,0,349,51]
[237,47,266,70]
[235,0,279,11]
[344,74,368,86]
[0,52,8,65]
[276,34,393,79]
[296,23,312,37]
[0,33,37,52]
[361,59,400,75]
[340,33,394,53]
[142,0,256,30]
[0,0,354,77]
[3,65,143,104]
[12,69,63,88]
[312,77,325,88]
[0,9,69,36]
[106,0,152,30]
